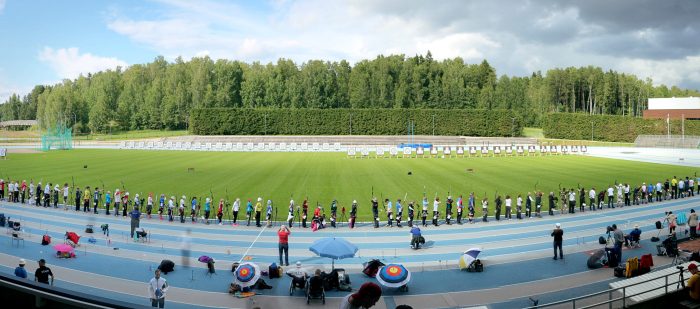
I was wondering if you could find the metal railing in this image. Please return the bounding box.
[0,272,148,309]
[524,267,689,309]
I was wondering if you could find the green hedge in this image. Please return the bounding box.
[190,108,522,136]
[542,113,700,142]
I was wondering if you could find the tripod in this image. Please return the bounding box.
[340,208,347,227]
[676,266,686,289]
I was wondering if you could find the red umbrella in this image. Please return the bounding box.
[54,244,74,253]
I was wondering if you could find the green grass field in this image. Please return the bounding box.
[0,149,695,220]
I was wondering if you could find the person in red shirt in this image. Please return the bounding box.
[278,225,290,266]
[217,199,224,225]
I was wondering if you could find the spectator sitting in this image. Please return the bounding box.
[14,259,27,279]
[287,261,307,288]
[625,225,642,248]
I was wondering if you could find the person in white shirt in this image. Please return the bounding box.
[516,195,523,219]
[29,181,35,205]
[505,195,512,220]
[168,196,175,222]
[43,184,51,207]
[481,198,489,222]
[568,189,576,214]
[640,183,647,204]
[624,184,631,206]
[607,186,614,208]
[656,182,663,202]
[432,198,440,226]
[114,189,121,217]
[63,184,69,208]
[589,188,596,211]
[616,184,623,207]
[147,193,154,219]
[148,269,168,308]
[233,198,240,225]
[690,178,695,197]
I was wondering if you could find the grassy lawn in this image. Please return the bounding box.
[522,127,544,138]
[0,149,695,220]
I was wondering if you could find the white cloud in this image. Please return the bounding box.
[0,0,6,13]
[38,47,128,79]
[618,56,700,87]
[102,0,700,90]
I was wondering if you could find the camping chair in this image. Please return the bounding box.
[136,228,148,243]
[288,273,307,295]
[65,231,80,247]
[306,275,325,304]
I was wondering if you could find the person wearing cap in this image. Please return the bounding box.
[689,209,699,240]
[551,223,564,260]
[14,259,27,278]
[254,197,263,227]
[350,200,358,228]
[146,193,153,219]
[687,263,700,300]
[129,205,141,239]
[286,261,307,288]
[625,224,642,248]
[122,192,130,217]
[339,282,382,309]
[278,225,290,266]
[34,259,54,285]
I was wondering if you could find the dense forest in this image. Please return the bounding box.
[1,52,698,133]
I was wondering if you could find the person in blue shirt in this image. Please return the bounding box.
[410,226,422,249]
[129,206,141,239]
[246,199,253,226]
[395,199,403,227]
[204,197,211,225]
[14,259,27,278]
[105,191,112,215]
[190,197,198,223]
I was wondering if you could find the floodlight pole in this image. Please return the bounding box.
[591,121,594,141]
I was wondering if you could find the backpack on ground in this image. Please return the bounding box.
[614,265,626,277]
[625,257,639,277]
[598,236,606,244]
[268,263,280,279]
[41,234,51,245]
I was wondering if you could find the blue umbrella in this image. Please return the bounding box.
[309,237,358,269]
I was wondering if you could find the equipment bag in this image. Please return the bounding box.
[598,236,607,244]
[614,265,626,278]
[627,257,639,276]
[41,234,51,245]
[655,221,662,229]
[651,236,660,242]
[678,213,688,225]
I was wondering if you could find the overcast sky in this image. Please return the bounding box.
[1,0,699,102]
